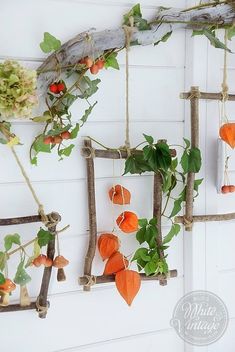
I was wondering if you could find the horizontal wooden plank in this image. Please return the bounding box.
[0,1,186,59]
[56,327,183,352]
[0,277,183,351]
[0,121,184,183]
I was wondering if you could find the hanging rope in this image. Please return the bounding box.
[123,23,134,155]
[221,29,229,122]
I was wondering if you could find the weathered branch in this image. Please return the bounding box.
[181,91,235,101]
[0,213,57,226]
[81,147,176,159]
[37,2,235,88]
[175,212,235,223]
[184,87,200,231]
[79,270,178,285]
[83,139,97,292]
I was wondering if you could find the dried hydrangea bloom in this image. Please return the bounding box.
[0,60,38,118]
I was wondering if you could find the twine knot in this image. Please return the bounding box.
[36,296,49,315]
[83,275,96,287]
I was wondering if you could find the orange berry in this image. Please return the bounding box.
[96,59,105,69]
[43,136,53,145]
[61,131,71,140]
[54,135,62,144]
[221,185,230,194]
[90,64,99,75]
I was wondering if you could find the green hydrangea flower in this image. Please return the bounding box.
[0,60,38,118]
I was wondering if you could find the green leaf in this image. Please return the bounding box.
[228,26,235,40]
[80,102,97,127]
[194,178,203,196]
[145,225,157,246]
[163,224,181,244]
[33,135,51,154]
[104,52,119,70]
[149,217,157,226]
[144,260,157,276]
[143,142,172,172]
[32,114,52,123]
[0,138,7,144]
[124,154,151,175]
[183,138,190,148]
[181,147,202,173]
[70,123,80,139]
[193,29,232,52]
[154,31,172,46]
[79,77,101,99]
[136,227,146,244]
[4,234,21,251]
[0,252,6,271]
[0,273,5,285]
[37,228,53,248]
[136,258,146,271]
[58,144,75,158]
[138,218,148,227]
[25,240,41,268]
[31,156,38,166]
[143,134,154,145]
[40,32,61,53]
[132,248,150,262]
[14,259,31,286]
[170,198,184,218]
[123,3,150,30]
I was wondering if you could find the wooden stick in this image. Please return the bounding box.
[0,213,59,226]
[180,91,235,101]
[81,147,177,159]
[36,212,61,318]
[83,139,97,292]
[154,168,167,286]
[0,302,36,313]
[184,86,200,231]
[79,270,178,285]
[175,212,235,223]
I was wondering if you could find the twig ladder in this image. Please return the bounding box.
[0,212,61,318]
[178,86,235,230]
[79,139,178,290]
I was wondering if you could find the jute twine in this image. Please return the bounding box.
[36,296,49,315]
[83,275,96,287]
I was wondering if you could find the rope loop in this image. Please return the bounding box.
[36,296,49,315]
[83,275,96,287]
[81,146,96,159]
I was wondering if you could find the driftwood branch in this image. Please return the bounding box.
[37,2,235,88]
[184,86,200,231]
[175,212,235,223]
[181,91,235,101]
[0,302,37,313]
[81,147,176,159]
[79,270,178,285]
[83,139,97,291]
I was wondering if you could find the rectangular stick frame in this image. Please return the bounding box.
[0,212,61,318]
[79,139,178,290]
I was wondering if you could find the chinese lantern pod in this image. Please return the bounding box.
[115,270,141,306]
[57,268,66,282]
[103,252,129,275]
[116,211,138,233]
[109,185,131,205]
[98,233,120,260]
[219,123,235,148]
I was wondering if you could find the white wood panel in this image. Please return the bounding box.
[0,277,183,352]
[56,328,183,352]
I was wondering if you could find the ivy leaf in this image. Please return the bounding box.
[144,260,157,276]
[136,227,146,244]
[25,240,41,268]
[228,25,235,40]
[14,259,31,286]
[124,154,151,175]
[143,142,171,172]
[132,248,150,262]
[183,138,191,148]
[79,77,101,99]
[194,178,203,197]
[143,134,154,145]
[70,123,80,139]
[80,102,97,127]
[37,228,53,248]
[32,114,52,123]
[32,135,51,154]
[154,31,172,46]
[170,197,184,218]
[40,32,61,53]
[123,4,150,30]
[149,217,157,226]
[181,147,202,173]
[58,144,75,158]
[163,224,181,244]
[105,52,119,70]
[138,218,148,227]
[0,273,5,285]
[4,234,21,251]
[192,29,232,52]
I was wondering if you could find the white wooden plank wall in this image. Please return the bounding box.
[0,0,190,351]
